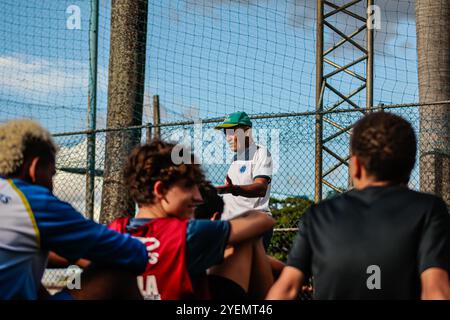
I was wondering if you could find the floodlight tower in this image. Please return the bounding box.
[315,0,375,201]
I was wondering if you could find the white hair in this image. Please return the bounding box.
[0,119,57,176]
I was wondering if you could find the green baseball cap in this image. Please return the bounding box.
[214,111,252,129]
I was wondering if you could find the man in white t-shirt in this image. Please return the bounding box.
[215,111,274,249]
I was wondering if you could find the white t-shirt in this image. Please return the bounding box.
[221,143,273,220]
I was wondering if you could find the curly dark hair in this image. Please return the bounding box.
[124,140,205,206]
[350,112,417,184]
[194,181,224,220]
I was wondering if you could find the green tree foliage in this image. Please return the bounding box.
[267,196,314,261]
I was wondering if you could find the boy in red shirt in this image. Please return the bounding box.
[109,140,275,300]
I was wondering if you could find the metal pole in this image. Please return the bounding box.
[153,95,161,139]
[86,0,99,220]
[315,0,324,203]
[366,0,374,111]
[146,124,153,144]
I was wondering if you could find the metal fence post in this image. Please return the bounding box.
[86,0,99,220]
[367,0,374,112]
[315,0,324,203]
[153,95,160,139]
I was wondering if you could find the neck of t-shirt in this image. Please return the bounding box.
[236,141,257,155]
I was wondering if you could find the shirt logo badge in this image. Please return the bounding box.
[240,165,247,173]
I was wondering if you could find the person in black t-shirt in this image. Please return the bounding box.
[267,112,450,300]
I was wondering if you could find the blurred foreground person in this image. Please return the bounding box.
[0,119,148,300]
[267,112,450,300]
[108,140,275,300]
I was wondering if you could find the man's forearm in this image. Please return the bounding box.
[266,267,305,300]
[230,183,267,198]
[421,280,450,300]
[422,289,450,300]
[266,281,299,300]
[420,268,450,300]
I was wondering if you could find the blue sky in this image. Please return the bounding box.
[0,0,418,132]
[0,0,421,199]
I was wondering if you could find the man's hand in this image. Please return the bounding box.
[216,175,234,194]
[216,176,269,198]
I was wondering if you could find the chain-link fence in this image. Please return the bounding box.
[42,267,83,295]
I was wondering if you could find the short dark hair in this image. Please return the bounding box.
[124,140,205,206]
[194,181,224,220]
[350,112,417,184]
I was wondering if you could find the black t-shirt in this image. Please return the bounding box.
[287,186,450,300]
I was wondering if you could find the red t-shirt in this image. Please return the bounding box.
[108,217,194,300]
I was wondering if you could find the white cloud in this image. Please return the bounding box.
[53,138,105,222]
[0,54,89,101]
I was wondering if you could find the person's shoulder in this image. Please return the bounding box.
[188,219,229,229]
[164,216,190,225]
[255,144,271,157]
[322,187,444,213]
[10,178,52,196]
[9,179,86,220]
[390,187,445,208]
[405,189,448,212]
[108,216,130,231]
[314,192,350,209]
[144,216,190,232]
[308,191,364,218]
[405,188,441,201]
[187,219,230,237]
[10,178,56,207]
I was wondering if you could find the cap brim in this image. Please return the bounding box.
[214,123,239,130]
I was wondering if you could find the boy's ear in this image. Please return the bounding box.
[153,180,165,199]
[27,157,40,184]
[350,155,362,181]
